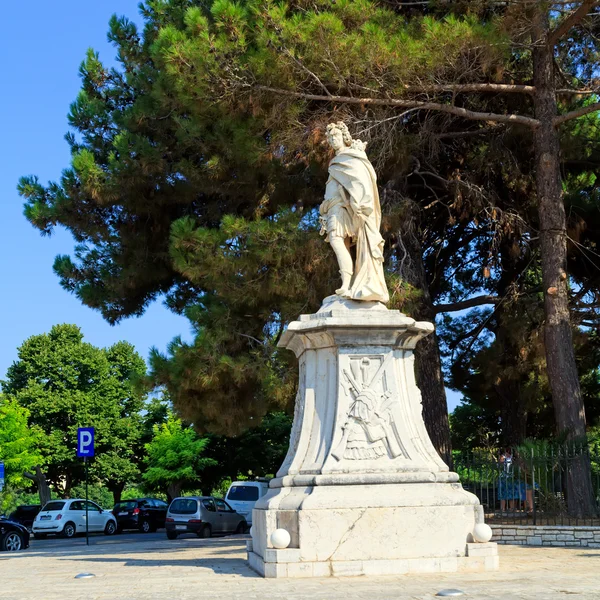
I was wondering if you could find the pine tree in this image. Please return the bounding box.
[153,0,599,514]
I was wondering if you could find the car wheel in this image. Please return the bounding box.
[198,524,212,539]
[62,522,76,538]
[235,521,247,535]
[34,533,47,540]
[104,520,117,536]
[166,531,178,540]
[2,531,24,551]
[140,519,151,534]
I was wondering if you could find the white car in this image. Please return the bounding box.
[32,499,117,538]
[225,481,269,526]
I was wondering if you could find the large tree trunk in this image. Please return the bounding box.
[166,482,182,503]
[533,9,596,517]
[24,465,51,507]
[111,483,125,505]
[400,217,452,463]
[414,332,452,464]
[494,245,529,447]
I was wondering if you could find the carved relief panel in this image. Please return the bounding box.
[332,353,407,462]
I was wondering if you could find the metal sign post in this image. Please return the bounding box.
[77,428,95,546]
[85,457,89,545]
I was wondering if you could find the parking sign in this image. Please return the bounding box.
[0,462,4,491]
[77,428,95,457]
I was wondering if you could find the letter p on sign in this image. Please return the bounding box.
[77,427,95,457]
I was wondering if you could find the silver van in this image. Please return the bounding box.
[165,496,247,539]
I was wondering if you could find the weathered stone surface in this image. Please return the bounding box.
[467,542,498,557]
[249,299,496,577]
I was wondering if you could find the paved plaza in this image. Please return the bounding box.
[1,534,599,599]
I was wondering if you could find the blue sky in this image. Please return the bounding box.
[0,1,462,412]
[0,1,191,381]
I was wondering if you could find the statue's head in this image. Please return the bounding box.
[326,121,352,152]
[326,121,367,153]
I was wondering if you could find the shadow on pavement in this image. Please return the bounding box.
[56,551,258,576]
[24,536,250,559]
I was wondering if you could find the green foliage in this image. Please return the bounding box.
[201,411,292,493]
[2,325,147,498]
[0,488,41,517]
[142,412,217,499]
[0,395,42,489]
[151,214,334,433]
[449,401,499,452]
[122,484,167,502]
[70,483,115,509]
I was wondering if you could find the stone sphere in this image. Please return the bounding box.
[472,523,493,543]
[270,528,291,549]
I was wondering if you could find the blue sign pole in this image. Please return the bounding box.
[0,462,4,492]
[77,428,95,546]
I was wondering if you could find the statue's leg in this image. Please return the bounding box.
[329,234,353,296]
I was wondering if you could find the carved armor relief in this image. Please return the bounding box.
[332,353,408,462]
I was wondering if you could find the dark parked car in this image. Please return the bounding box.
[8,505,41,531]
[112,498,169,533]
[0,519,30,551]
[165,496,247,539]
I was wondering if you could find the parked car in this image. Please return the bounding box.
[0,519,30,551]
[112,498,168,533]
[8,505,41,531]
[225,481,269,526]
[165,496,247,539]
[32,499,117,538]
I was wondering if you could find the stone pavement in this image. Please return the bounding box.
[1,536,599,600]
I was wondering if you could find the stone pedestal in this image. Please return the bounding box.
[248,297,498,577]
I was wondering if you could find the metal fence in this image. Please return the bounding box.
[452,446,600,526]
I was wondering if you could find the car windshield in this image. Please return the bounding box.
[227,486,259,501]
[42,501,66,512]
[15,506,39,514]
[169,499,198,514]
[114,501,136,511]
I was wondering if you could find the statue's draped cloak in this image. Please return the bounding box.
[327,149,389,303]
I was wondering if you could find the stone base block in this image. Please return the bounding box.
[248,549,499,578]
[248,485,499,578]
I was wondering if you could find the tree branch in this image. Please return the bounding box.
[449,319,494,351]
[557,88,600,95]
[554,101,600,126]
[254,86,541,128]
[581,321,600,327]
[548,0,600,47]
[402,83,535,94]
[434,125,507,139]
[434,295,500,314]
[280,47,332,97]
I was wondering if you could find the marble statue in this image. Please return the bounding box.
[320,122,389,304]
[246,123,498,579]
